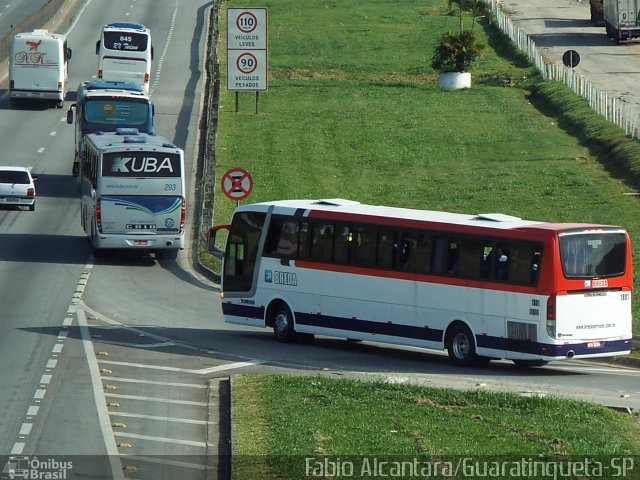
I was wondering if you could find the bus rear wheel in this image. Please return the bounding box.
[273,303,296,343]
[447,324,478,367]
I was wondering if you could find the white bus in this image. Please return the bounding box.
[81,129,185,259]
[9,29,72,108]
[96,22,153,93]
[208,199,633,367]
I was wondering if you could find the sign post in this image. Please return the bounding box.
[221,167,254,206]
[227,8,268,113]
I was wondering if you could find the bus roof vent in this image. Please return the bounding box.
[32,29,49,35]
[123,135,147,144]
[162,143,177,148]
[475,213,522,222]
[313,198,361,207]
[115,128,140,136]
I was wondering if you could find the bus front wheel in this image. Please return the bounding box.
[447,324,478,367]
[272,303,296,343]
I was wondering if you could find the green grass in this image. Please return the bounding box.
[232,375,640,479]
[215,2,640,474]
[212,0,640,333]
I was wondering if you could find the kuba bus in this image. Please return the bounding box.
[208,198,633,367]
[81,129,185,259]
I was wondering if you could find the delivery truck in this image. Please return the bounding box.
[604,0,640,43]
[9,29,72,108]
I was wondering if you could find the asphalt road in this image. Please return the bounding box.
[0,2,639,479]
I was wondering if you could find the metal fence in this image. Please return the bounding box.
[487,0,640,139]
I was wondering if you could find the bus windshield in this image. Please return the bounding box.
[84,99,151,127]
[102,31,149,52]
[560,231,627,278]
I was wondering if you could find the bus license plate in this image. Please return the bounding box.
[134,240,148,246]
[587,341,601,348]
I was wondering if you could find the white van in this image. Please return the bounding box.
[9,29,72,108]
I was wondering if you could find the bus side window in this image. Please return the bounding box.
[310,222,334,263]
[530,249,542,284]
[352,225,376,267]
[480,244,493,278]
[495,245,510,281]
[431,236,447,274]
[446,240,460,276]
[334,225,351,264]
[458,238,484,280]
[264,217,285,257]
[298,222,310,259]
[377,229,397,269]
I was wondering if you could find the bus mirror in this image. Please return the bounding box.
[67,48,72,60]
[95,41,100,55]
[66,105,75,124]
[207,225,230,259]
[72,162,79,178]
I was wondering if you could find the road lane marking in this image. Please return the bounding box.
[104,393,207,406]
[19,423,32,436]
[101,376,206,389]
[11,443,25,455]
[77,306,125,480]
[108,411,213,425]
[114,432,210,448]
[121,454,207,470]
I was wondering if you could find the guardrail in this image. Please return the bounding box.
[486,0,640,139]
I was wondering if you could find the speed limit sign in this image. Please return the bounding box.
[227,8,268,92]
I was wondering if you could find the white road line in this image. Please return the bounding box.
[98,358,263,374]
[34,389,45,400]
[104,393,207,406]
[108,411,213,425]
[98,360,198,373]
[46,359,57,369]
[77,308,125,480]
[101,376,206,389]
[121,454,207,470]
[52,344,63,354]
[114,432,209,448]
[39,374,52,385]
[19,423,32,435]
[193,360,263,374]
[26,406,39,417]
[11,443,25,455]
[57,331,68,340]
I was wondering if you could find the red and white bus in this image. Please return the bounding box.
[208,199,633,367]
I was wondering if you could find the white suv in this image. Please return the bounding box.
[0,166,37,211]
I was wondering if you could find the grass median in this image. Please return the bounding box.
[213,0,640,473]
[213,0,640,333]
[231,374,640,479]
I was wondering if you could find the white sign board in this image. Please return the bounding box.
[227,8,268,91]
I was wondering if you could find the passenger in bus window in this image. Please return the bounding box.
[496,248,510,280]
[447,241,459,275]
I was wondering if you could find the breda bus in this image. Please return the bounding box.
[208,199,633,367]
[81,129,185,259]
